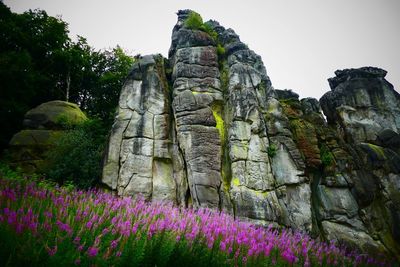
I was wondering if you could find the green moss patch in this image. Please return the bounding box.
[211,103,225,143]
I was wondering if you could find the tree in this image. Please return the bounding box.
[0,2,134,152]
[0,3,70,151]
[86,45,134,126]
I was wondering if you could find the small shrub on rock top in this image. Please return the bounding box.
[185,11,218,41]
[184,11,204,30]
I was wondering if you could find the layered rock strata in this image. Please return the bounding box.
[102,10,400,258]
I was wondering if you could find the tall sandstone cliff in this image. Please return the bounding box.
[102,10,400,258]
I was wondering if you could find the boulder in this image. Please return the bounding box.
[8,100,86,172]
[23,100,87,129]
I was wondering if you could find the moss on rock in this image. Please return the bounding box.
[24,100,87,129]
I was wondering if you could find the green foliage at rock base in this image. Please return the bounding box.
[43,118,107,188]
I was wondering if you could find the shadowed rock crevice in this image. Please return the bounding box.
[102,10,400,259]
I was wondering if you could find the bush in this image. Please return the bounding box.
[216,44,225,58]
[44,118,107,188]
[202,22,218,41]
[184,11,204,30]
[184,12,218,41]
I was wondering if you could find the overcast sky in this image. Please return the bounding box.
[4,0,400,100]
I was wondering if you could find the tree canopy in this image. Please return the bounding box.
[0,2,134,151]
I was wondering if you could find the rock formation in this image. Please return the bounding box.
[8,100,87,172]
[102,10,400,258]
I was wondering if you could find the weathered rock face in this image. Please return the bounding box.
[318,68,400,257]
[320,67,400,143]
[101,55,177,201]
[9,100,87,172]
[102,10,400,258]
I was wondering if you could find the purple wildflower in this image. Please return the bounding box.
[87,246,98,257]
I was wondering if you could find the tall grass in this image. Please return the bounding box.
[0,170,390,266]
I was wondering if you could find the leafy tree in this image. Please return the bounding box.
[0,2,134,152]
[86,45,134,126]
[0,3,70,151]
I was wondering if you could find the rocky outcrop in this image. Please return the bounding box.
[318,68,400,257]
[169,11,223,208]
[102,10,400,259]
[8,100,87,172]
[320,67,400,143]
[101,55,178,201]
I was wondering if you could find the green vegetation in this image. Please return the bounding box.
[184,11,218,41]
[0,2,133,151]
[217,44,227,72]
[267,144,278,158]
[43,118,108,188]
[211,104,225,143]
[184,11,204,30]
[320,144,334,167]
[219,64,229,91]
[216,44,226,57]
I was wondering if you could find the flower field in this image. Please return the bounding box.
[0,174,391,266]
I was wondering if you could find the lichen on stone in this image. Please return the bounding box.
[211,103,225,143]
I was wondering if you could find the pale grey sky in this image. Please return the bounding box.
[4,0,400,100]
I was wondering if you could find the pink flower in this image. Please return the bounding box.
[47,245,58,256]
[102,228,110,235]
[86,221,93,229]
[110,239,119,249]
[87,246,98,257]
